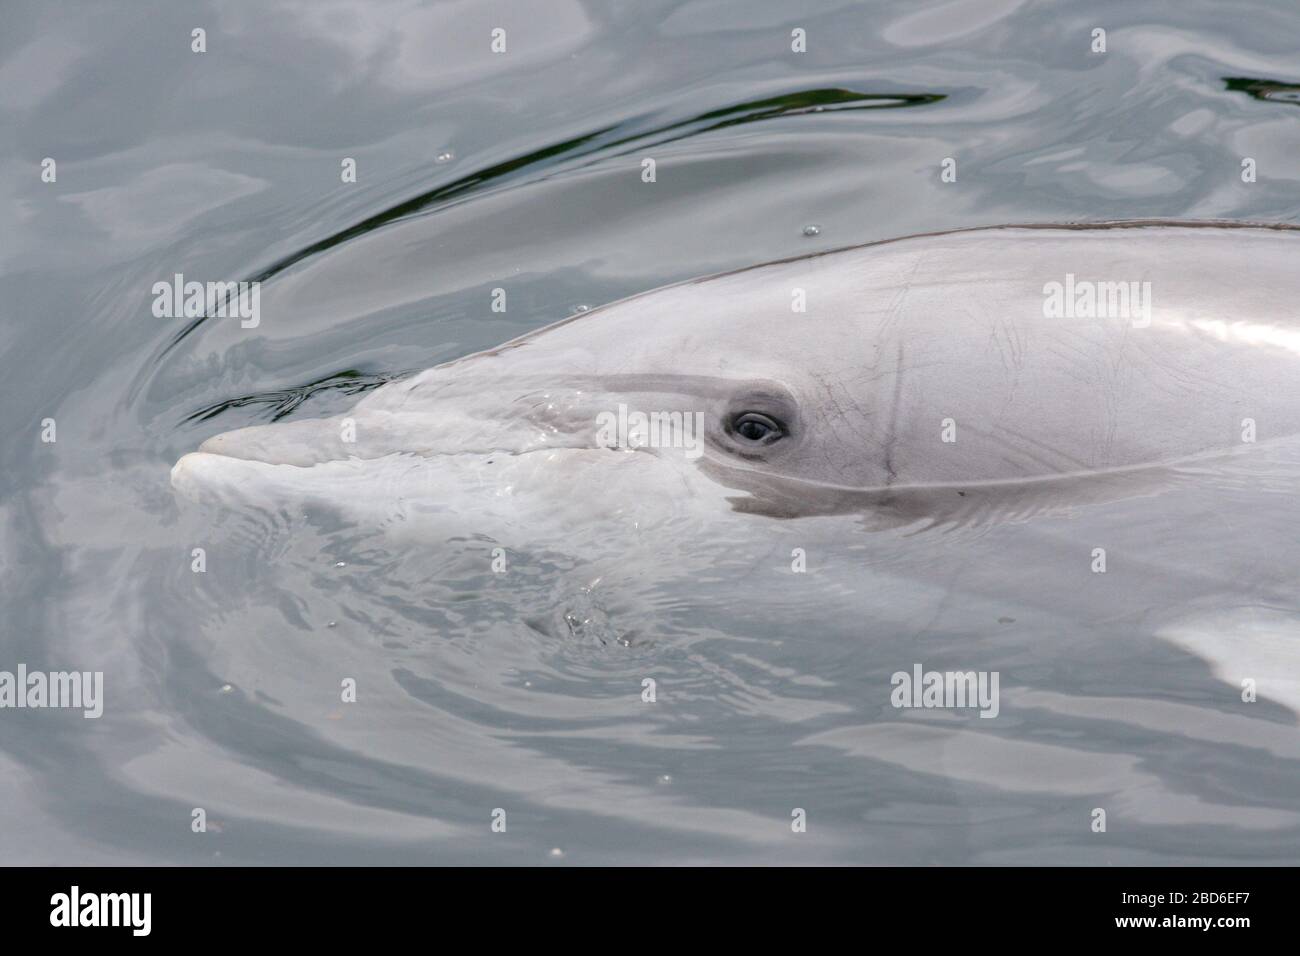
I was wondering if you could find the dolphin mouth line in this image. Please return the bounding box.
[181,442,635,469]
[181,437,1250,486]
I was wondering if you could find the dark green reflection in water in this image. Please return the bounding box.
[1223,76,1300,105]
[160,87,946,356]
[252,88,946,283]
[182,369,398,424]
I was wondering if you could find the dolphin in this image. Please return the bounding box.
[172,221,1300,535]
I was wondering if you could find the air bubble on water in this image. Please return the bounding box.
[335,561,346,568]
[327,621,337,628]
[548,847,564,859]
[802,224,821,237]
[570,304,591,315]
[218,684,233,694]
[657,774,673,785]
[435,150,455,164]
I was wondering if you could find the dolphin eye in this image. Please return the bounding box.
[732,412,784,443]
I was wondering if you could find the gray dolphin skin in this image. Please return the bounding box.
[172,221,1300,528]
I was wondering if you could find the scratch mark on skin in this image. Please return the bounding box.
[879,254,925,486]
[883,341,904,486]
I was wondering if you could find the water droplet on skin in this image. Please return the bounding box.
[435,151,454,163]
[802,224,821,237]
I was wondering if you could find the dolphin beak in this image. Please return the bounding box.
[193,419,344,466]
[170,450,247,501]
[197,430,252,458]
[171,419,346,503]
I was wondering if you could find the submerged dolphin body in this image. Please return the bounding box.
[172,222,1300,535]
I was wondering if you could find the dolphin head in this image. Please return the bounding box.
[172,260,907,528]
[174,223,1300,531]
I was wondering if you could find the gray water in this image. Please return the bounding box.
[4,0,1300,865]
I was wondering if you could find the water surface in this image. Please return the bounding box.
[4,0,1300,864]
